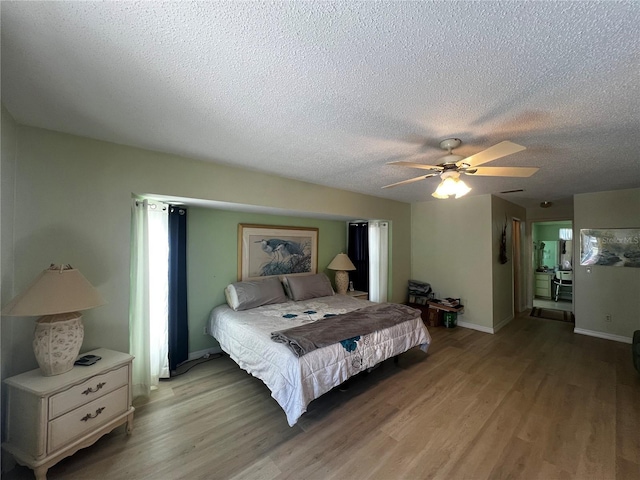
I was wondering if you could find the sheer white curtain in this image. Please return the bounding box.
[368,221,389,303]
[559,228,573,240]
[130,199,169,398]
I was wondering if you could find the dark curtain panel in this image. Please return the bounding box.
[168,206,189,373]
[348,222,369,292]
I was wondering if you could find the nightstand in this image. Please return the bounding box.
[347,290,369,300]
[2,348,135,480]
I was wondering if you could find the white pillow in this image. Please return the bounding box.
[225,277,287,311]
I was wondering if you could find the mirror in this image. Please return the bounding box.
[541,241,558,269]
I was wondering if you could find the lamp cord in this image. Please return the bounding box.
[167,353,224,378]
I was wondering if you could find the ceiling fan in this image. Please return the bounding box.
[383,138,539,198]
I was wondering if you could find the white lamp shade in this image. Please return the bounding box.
[432,173,471,199]
[2,265,105,376]
[2,265,105,316]
[327,253,356,271]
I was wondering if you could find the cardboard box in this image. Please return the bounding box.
[426,307,443,327]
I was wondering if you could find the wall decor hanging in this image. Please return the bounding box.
[499,220,508,264]
[580,228,640,267]
[238,224,318,281]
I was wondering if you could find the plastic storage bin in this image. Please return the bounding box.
[443,311,457,328]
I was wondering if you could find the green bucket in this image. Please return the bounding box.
[443,312,457,328]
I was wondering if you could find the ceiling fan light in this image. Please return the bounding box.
[440,175,459,194]
[431,189,449,199]
[454,179,471,198]
[432,178,454,198]
[386,138,529,196]
[432,174,471,200]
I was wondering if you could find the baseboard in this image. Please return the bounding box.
[573,328,632,344]
[457,320,494,334]
[187,346,222,362]
[493,315,513,333]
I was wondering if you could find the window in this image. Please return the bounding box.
[559,228,573,240]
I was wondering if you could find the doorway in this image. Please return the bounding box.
[532,220,573,313]
[512,218,521,316]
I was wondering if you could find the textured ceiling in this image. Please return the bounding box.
[2,1,639,209]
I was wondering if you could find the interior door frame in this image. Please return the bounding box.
[529,218,575,311]
[512,218,522,315]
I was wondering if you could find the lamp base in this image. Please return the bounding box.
[33,312,84,376]
[334,270,349,295]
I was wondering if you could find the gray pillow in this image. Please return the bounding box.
[225,277,287,311]
[284,273,334,301]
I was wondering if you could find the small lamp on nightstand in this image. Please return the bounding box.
[327,253,356,295]
[1,264,106,376]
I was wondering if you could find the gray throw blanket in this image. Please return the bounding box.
[271,303,421,357]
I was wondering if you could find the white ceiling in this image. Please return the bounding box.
[2,1,639,209]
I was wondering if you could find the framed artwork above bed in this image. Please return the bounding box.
[238,224,319,281]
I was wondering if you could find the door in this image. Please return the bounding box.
[512,218,521,314]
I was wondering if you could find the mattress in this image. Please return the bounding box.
[209,294,431,426]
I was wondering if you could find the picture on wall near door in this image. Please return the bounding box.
[238,224,318,280]
[580,228,640,267]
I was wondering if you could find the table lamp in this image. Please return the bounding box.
[1,264,106,376]
[327,253,356,295]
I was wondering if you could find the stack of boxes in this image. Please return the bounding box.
[407,280,463,328]
[407,279,432,305]
[407,280,437,325]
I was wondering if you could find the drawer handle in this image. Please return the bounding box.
[82,382,106,395]
[81,407,105,422]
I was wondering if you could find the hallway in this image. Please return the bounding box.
[533,297,573,312]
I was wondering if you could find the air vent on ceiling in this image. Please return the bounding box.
[499,189,524,194]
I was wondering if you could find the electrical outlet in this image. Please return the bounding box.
[605,314,612,323]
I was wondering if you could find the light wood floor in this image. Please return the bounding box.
[6,311,640,480]
[532,298,573,312]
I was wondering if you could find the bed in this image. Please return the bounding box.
[208,274,431,426]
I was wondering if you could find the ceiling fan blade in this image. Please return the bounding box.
[464,166,539,177]
[461,141,526,167]
[387,161,443,171]
[382,174,438,189]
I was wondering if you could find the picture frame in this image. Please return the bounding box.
[238,224,319,281]
[579,228,640,267]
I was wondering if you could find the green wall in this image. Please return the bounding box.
[574,188,640,340]
[2,121,412,377]
[1,106,18,411]
[187,208,346,352]
[532,221,572,242]
[491,196,527,329]
[411,195,494,331]
[411,194,526,333]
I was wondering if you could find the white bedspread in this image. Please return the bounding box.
[209,294,431,426]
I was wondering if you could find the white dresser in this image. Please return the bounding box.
[534,272,553,299]
[2,348,135,480]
